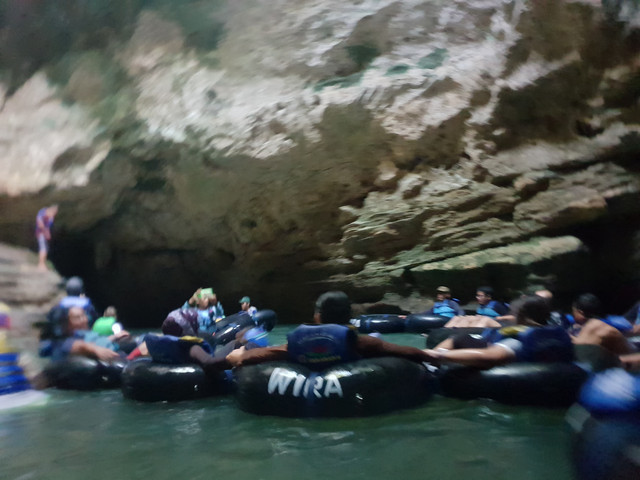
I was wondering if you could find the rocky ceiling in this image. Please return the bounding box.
[0,0,639,325]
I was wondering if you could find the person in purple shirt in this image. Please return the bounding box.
[35,205,58,271]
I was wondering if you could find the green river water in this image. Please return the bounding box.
[0,328,573,480]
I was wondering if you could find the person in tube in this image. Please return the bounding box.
[426,295,573,368]
[39,306,128,362]
[226,291,436,369]
[421,286,464,319]
[444,286,510,328]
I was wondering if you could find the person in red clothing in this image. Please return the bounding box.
[35,204,58,271]
[226,291,436,369]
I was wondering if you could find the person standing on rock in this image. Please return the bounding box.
[35,205,58,271]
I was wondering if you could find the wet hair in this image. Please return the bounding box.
[315,291,351,324]
[43,306,69,339]
[514,295,551,326]
[65,276,84,296]
[476,286,494,298]
[161,318,183,337]
[573,293,603,318]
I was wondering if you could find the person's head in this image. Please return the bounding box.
[313,291,351,324]
[514,295,551,326]
[436,286,451,301]
[572,293,603,325]
[534,289,553,300]
[196,288,215,309]
[65,276,84,296]
[103,306,117,318]
[475,286,494,306]
[239,296,251,311]
[253,309,277,331]
[161,317,184,337]
[196,296,210,309]
[65,306,89,334]
[47,205,59,217]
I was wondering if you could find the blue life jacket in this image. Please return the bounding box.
[244,326,269,348]
[483,325,574,363]
[431,300,460,319]
[601,315,633,333]
[287,324,359,371]
[476,300,506,318]
[579,369,640,420]
[548,311,572,329]
[196,308,215,334]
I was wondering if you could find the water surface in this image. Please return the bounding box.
[0,329,573,480]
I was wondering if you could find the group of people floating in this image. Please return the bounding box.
[38,277,640,378]
[38,277,265,372]
[422,285,640,367]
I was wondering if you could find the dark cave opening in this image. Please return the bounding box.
[48,232,192,328]
[47,209,640,329]
[47,231,319,328]
[555,211,640,314]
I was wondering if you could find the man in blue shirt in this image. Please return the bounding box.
[427,295,573,367]
[445,286,510,328]
[40,306,125,362]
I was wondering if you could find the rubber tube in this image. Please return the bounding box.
[235,356,435,417]
[121,357,232,402]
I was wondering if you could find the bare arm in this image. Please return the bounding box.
[426,344,515,369]
[36,215,46,231]
[620,352,640,372]
[496,314,516,324]
[108,331,131,342]
[434,337,455,350]
[227,344,289,367]
[69,340,120,361]
[36,214,51,239]
[573,319,633,355]
[356,335,437,363]
[444,316,501,328]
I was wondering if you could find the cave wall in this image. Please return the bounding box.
[0,0,639,324]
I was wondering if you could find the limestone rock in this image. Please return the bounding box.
[0,1,639,321]
[409,236,592,299]
[0,243,64,380]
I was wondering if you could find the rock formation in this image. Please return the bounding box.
[0,1,639,324]
[0,243,63,378]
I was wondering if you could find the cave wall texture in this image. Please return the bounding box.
[1,0,639,325]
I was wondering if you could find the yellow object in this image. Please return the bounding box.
[498,325,529,337]
[178,336,204,344]
[0,331,9,353]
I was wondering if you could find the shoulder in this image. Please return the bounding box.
[493,337,523,359]
[582,318,619,337]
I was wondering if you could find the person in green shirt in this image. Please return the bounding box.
[92,306,123,336]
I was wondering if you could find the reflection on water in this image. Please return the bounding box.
[0,329,572,480]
